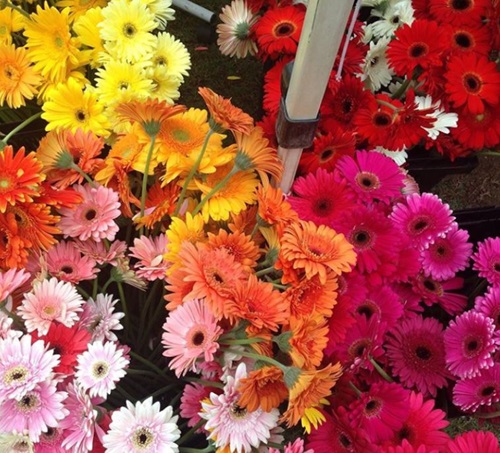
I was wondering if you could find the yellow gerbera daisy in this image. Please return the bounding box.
[152,32,191,81]
[145,67,181,104]
[56,0,107,22]
[195,163,259,222]
[41,77,110,136]
[73,7,106,68]
[0,44,41,108]
[141,0,175,30]
[99,0,157,64]
[23,4,82,83]
[0,9,24,45]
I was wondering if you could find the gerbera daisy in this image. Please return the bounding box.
[386,19,448,78]
[0,268,30,302]
[444,310,496,379]
[390,193,454,249]
[36,427,66,453]
[217,0,258,58]
[46,240,98,283]
[0,44,41,108]
[0,335,59,401]
[354,283,403,330]
[76,340,129,398]
[386,315,450,397]
[253,5,305,58]
[59,382,98,453]
[58,183,121,242]
[146,67,182,104]
[56,0,106,22]
[180,382,218,430]
[72,7,106,68]
[336,150,405,204]
[262,57,291,115]
[445,430,500,453]
[445,53,500,115]
[288,316,329,370]
[79,293,125,342]
[452,364,500,412]
[99,0,157,63]
[269,438,313,453]
[471,237,500,286]
[367,0,414,39]
[288,168,355,229]
[22,3,81,83]
[18,277,84,335]
[414,95,459,141]
[42,77,109,136]
[0,217,28,270]
[129,234,169,281]
[429,0,491,25]
[0,9,24,46]
[0,380,67,442]
[420,223,472,280]
[361,37,394,91]
[475,286,500,329]
[103,397,180,453]
[201,363,280,452]
[73,238,126,266]
[162,298,222,377]
[237,366,288,413]
[151,31,191,78]
[198,86,254,134]
[447,23,492,57]
[0,146,44,213]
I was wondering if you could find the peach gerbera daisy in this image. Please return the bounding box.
[279,220,357,284]
[0,146,44,213]
[288,316,330,370]
[133,182,179,229]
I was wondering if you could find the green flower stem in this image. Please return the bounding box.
[76,285,90,300]
[174,129,214,216]
[349,381,362,397]
[219,338,266,345]
[148,382,180,399]
[369,357,394,383]
[139,133,157,220]
[92,277,98,299]
[250,222,259,239]
[479,151,500,157]
[138,281,160,348]
[179,447,214,453]
[184,377,224,389]
[1,112,41,148]
[235,349,286,372]
[266,442,284,449]
[115,385,137,403]
[390,78,412,100]
[3,1,29,18]
[116,281,129,334]
[178,419,206,445]
[191,165,239,216]
[69,162,95,186]
[129,351,171,380]
[474,409,500,419]
[101,276,114,293]
[255,266,276,278]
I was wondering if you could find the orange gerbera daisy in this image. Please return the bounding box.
[133,181,179,229]
[164,266,193,311]
[38,181,83,209]
[207,229,261,272]
[228,205,264,246]
[288,316,329,370]
[0,217,28,270]
[284,272,339,322]
[282,363,343,428]
[279,220,357,284]
[175,241,248,319]
[0,146,44,213]
[228,274,288,332]
[237,366,288,412]
[198,86,254,134]
[234,126,283,184]
[36,128,104,189]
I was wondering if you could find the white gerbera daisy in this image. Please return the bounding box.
[79,293,125,342]
[367,0,414,40]
[374,146,408,166]
[361,36,394,91]
[415,95,459,140]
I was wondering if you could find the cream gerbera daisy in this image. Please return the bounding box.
[0,9,24,46]
[99,0,157,64]
[151,32,191,81]
[23,4,82,83]
[73,7,106,69]
[142,0,175,30]
[361,37,394,92]
[56,0,107,22]
[42,77,110,136]
[146,67,181,104]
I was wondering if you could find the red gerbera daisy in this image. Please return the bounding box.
[452,103,500,150]
[445,53,500,114]
[252,5,305,59]
[429,0,491,26]
[262,56,292,115]
[446,23,492,57]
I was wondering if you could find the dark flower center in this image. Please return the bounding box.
[275,22,294,37]
[464,73,482,93]
[414,219,428,231]
[313,198,333,216]
[132,428,153,448]
[455,32,472,48]
[409,43,428,58]
[373,111,392,127]
[85,209,97,221]
[423,279,437,292]
[231,404,248,418]
[467,340,478,351]
[76,110,86,122]
[365,398,381,415]
[451,0,472,10]
[357,302,376,319]
[339,433,352,448]
[320,148,334,161]
[435,245,447,257]
[61,266,73,274]
[212,272,223,283]
[398,426,412,441]
[416,346,432,360]
[192,331,205,346]
[342,98,353,114]
[493,262,500,272]
[481,385,495,397]
[354,230,370,245]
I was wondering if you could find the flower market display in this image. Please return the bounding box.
[1,0,500,452]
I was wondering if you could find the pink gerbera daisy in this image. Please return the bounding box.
[0,335,59,400]
[60,382,98,453]
[474,286,500,329]
[452,364,500,412]
[180,382,219,429]
[444,310,496,379]
[335,150,405,204]
[75,340,129,398]
[46,240,99,283]
[0,311,22,340]
[269,438,313,453]
[354,283,403,330]
[79,293,125,342]
[201,363,280,453]
[445,429,500,453]
[390,193,455,249]
[0,380,68,442]
[471,237,500,286]
[36,427,66,452]
[18,277,84,335]
[288,168,355,229]
[0,268,30,302]
[420,223,473,280]
[102,397,180,453]
[349,382,411,444]
[129,234,170,281]
[58,183,121,242]
[386,315,450,397]
[74,238,127,265]
[162,298,222,377]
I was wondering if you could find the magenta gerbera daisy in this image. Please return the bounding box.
[162,298,223,377]
[471,237,500,286]
[75,340,129,398]
[390,193,455,249]
[129,233,170,281]
[336,150,405,204]
[18,277,84,335]
[474,286,500,330]
[0,380,68,442]
[452,364,500,412]
[445,429,500,453]
[46,240,99,283]
[0,334,59,401]
[180,382,219,430]
[354,283,403,330]
[444,310,496,379]
[58,183,121,242]
[386,315,450,397]
[0,268,30,302]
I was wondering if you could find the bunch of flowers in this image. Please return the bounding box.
[215,0,499,162]
[0,0,190,138]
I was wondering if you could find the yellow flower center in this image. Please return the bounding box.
[155,56,167,67]
[131,427,154,449]
[3,65,16,80]
[43,305,56,316]
[0,177,12,190]
[54,35,65,48]
[4,365,29,385]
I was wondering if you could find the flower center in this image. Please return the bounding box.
[463,73,482,93]
[408,216,431,235]
[61,265,74,274]
[339,433,353,448]
[85,209,97,221]
[92,361,109,379]
[17,393,39,412]
[75,110,86,122]
[341,98,353,114]
[357,300,378,319]
[463,335,482,357]
[274,22,295,37]
[454,32,472,48]
[409,43,428,58]
[172,129,190,142]
[4,365,29,385]
[132,427,154,449]
[355,172,380,191]
[415,346,432,360]
[450,0,472,10]
[481,385,495,397]
[320,148,334,162]
[43,305,57,316]
[0,176,13,191]
[230,404,247,418]
[364,398,382,416]
[313,198,333,216]
[123,23,137,38]
[373,111,392,127]
[352,229,372,249]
